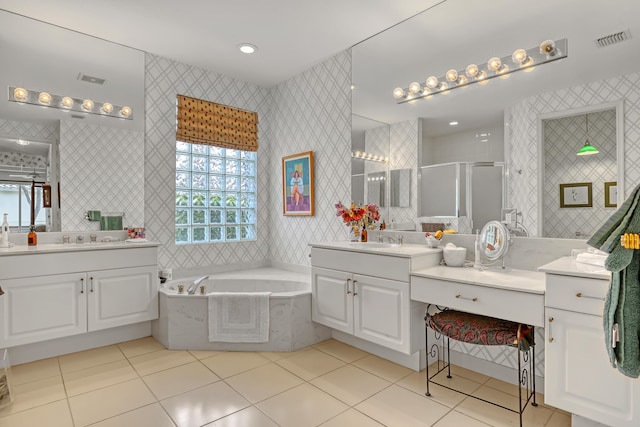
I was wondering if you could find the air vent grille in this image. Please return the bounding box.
[77,73,106,85]
[595,29,631,48]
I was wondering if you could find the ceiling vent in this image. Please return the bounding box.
[77,73,106,85]
[70,114,85,119]
[595,29,631,48]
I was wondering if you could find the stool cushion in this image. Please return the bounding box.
[427,310,534,351]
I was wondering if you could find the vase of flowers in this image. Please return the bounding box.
[335,202,381,242]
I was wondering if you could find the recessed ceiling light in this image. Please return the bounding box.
[238,43,258,54]
[449,121,459,126]
[351,85,356,90]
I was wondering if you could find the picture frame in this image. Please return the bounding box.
[559,182,592,208]
[282,151,314,216]
[604,181,617,208]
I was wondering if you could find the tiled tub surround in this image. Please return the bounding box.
[152,268,331,352]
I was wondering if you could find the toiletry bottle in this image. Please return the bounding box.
[1,213,9,247]
[27,225,37,246]
[473,229,482,269]
[361,226,368,242]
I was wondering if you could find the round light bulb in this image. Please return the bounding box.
[408,82,421,94]
[61,96,74,108]
[426,76,439,89]
[392,87,405,99]
[384,157,389,162]
[445,69,458,82]
[457,75,468,86]
[82,99,94,111]
[512,49,527,64]
[422,88,431,96]
[101,103,113,114]
[13,87,28,101]
[120,106,132,117]
[465,64,479,78]
[477,70,489,85]
[238,43,257,54]
[540,40,556,56]
[488,57,502,71]
[38,92,52,105]
[440,82,450,94]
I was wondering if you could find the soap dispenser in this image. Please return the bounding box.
[0,213,11,248]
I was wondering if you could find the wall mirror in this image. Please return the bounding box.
[0,10,145,232]
[367,171,386,207]
[351,0,640,237]
[389,169,410,207]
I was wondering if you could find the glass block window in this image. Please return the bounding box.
[176,141,257,244]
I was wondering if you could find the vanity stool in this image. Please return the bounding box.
[425,307,537,427]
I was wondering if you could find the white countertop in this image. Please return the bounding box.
[0,240,160,256]
[538,256,610,280]
[309,241,442,258]
[412,265,546,294]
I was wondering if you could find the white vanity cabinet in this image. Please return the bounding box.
[540,257,639,427]
[0,245,159,349]
[310,243,441,355]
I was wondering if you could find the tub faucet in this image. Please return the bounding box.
[187,275,209,294]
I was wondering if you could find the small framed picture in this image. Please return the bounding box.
[282,151,314,216]
[560,182,592,208]
[604,181,617,208]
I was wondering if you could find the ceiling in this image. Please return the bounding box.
[1,0,639,139]
[0,0,443,88]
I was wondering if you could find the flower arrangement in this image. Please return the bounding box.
[335,201,381,238]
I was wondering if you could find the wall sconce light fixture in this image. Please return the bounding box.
[8,86,133,120]
[351,150,389,163]
[393,38,568,103]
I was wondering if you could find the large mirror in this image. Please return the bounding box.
[0,10,145,232]
[351,0,640,237]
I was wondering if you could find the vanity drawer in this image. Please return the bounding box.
[545,274,609,316]
[411,276,544,327]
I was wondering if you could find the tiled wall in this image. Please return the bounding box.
[59,121,145,231]
[144,53,272,271]
[507,71,640,236]
[543,111,617,238]
[0,118,59,143]
[268,50,352,266]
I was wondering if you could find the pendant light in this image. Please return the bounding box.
[576,113,599,156]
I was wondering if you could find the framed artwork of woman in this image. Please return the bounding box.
[282,151,314,216]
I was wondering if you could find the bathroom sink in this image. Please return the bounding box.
[348,242,401,249]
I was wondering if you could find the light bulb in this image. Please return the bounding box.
[488,57,502,72]
[408,82,421,94]
[476,70,489,85]
[457,75,468,86]
[38,92,51,105]
[426,76,439,89]
[512,49,527,64]
[16,139,30,146]
[392,87,405,99]
[61,96,74,108]
[354,151,361,157]
[13,87,28,101]
[422,88,431,96]
[82,99,94,111]
[445,69,458,82]
[120,106,132,117]
[540,40,557,57]
[384,157,389,162]
[101,103,113,114]
[440,82,450,94]
[465,64,479,78]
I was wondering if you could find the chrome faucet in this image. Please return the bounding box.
[187,275,209,294]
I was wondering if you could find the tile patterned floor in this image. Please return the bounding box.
[0,337,571,427]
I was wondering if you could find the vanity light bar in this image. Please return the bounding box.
[393,38,568,104]
[8,86,133,120]
[351,150,389,163]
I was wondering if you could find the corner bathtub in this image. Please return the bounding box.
[151,268,330,352]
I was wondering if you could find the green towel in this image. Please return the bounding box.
[588,183,640,378]
[99,216,123,231]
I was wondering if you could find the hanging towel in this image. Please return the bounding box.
[99,215,123,231]
[208,292,270,343]
[588,183,640,378]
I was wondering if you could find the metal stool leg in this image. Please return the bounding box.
[425,314,431,397]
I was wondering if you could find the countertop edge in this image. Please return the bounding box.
[0,241,161,256]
